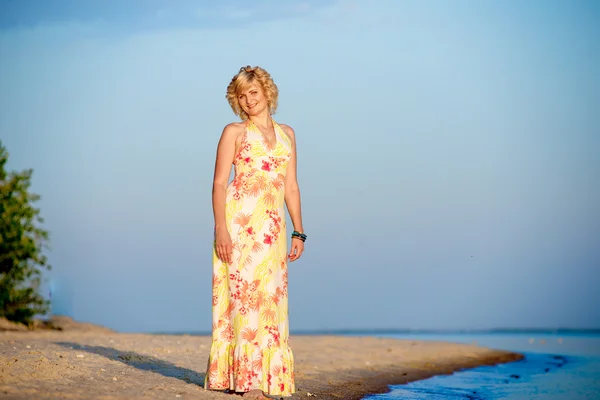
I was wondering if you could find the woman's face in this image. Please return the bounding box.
[238,84,268,117]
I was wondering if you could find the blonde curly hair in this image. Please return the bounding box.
[226,66,279,120]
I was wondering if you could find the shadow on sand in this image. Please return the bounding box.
[55,342,205,387]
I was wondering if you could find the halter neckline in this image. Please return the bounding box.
[248,118,278,152]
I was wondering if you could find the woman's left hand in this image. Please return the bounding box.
[288,238,304,262]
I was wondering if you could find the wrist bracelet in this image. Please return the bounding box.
[291,231,307,242]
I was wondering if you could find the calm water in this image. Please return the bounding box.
[359,332,600,400]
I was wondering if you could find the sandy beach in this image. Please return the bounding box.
[0,320,523,400]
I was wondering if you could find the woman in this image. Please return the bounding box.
[205,66,306,399]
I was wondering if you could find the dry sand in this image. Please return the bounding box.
[1,328,523,399]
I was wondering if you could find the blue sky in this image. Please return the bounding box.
[1,0,599,333]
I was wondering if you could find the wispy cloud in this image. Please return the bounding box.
[0,0,334,32]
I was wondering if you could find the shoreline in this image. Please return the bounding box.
[288,335,523,399]
[300,350,523,400]
[0,329,523,399]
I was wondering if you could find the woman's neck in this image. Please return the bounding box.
[248,112,272,128]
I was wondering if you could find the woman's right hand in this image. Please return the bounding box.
[214,227,233,264]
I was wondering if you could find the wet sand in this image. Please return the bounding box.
[0,330,523,399]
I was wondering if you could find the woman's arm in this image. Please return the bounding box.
[212,123,240,263]
[281,124,305,261]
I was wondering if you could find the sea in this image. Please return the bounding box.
[353,331,600,400]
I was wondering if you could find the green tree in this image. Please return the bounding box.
[0,140,51,324]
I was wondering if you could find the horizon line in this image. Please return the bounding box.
[145,327,600,336]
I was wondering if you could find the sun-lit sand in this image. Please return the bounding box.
[0,319,522,399]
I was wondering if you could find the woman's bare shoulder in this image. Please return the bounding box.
[223,121,246,133]
[277,123,296,140]
[220,121,246,140]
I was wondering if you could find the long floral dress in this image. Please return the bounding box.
[205,119,295,396]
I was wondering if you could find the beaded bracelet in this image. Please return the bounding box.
[291,231,307,242]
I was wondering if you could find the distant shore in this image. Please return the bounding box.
[0,318,523,399]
